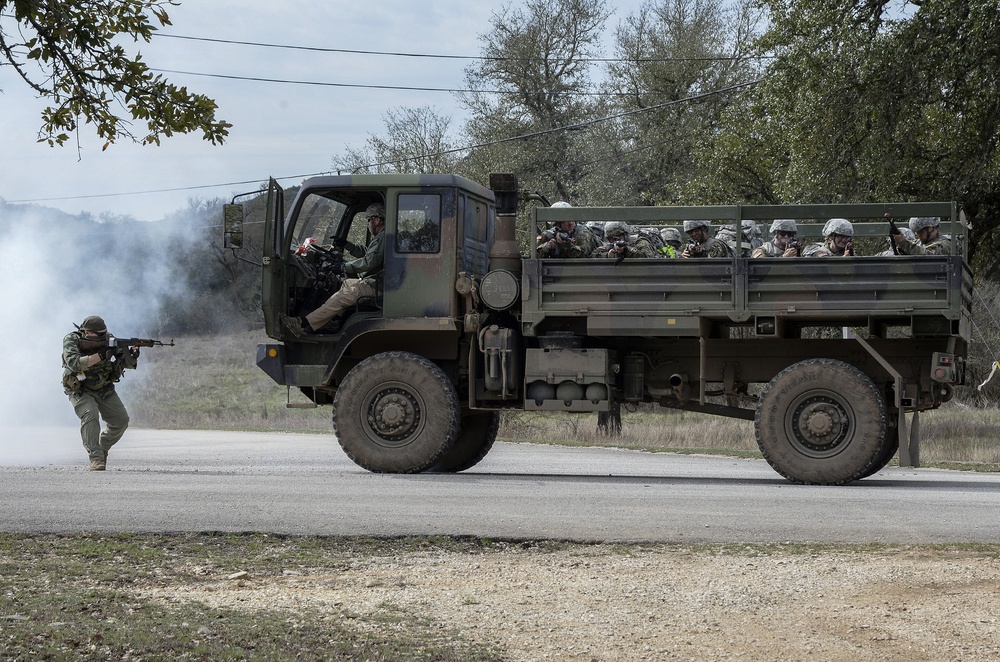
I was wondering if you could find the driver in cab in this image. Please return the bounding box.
[282,203,386,336]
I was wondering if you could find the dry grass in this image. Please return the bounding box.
[124,332,1000,466]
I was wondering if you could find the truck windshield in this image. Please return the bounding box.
[290,193,348,248]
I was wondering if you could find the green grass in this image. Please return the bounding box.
[122,331,1000,468]
[0,533,506,660]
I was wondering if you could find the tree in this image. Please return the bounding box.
[333,106,459,174]
[0,0,230,148]
[599,0,764,206]
[458,0,610,203]
[692,0,1000,275]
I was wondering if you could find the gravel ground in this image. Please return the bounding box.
[140,544,1000,660]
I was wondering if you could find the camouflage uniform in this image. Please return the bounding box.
[537,223,598,258]
[681,220,731,258]
[752,219,800,258]
[659,227,682,258]
[61,316,136,469]
[593,221,657,259]
[802,218,857,257]
[895,217,952,255]
[752,241,788,258]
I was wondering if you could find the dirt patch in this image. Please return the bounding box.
[140,544,1000,660]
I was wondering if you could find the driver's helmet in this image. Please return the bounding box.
[769,219,798,235]
[908,216,940,232]
[822,218,854,238]
[365,203,386,220]
[683,219,711,233]
[660,227,682,245]
[604,221,631,241]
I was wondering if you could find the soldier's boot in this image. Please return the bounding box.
[89,459,106,471]
[280,315,312,338]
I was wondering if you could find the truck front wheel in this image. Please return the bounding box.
[333,352,460,473]
[755,359,886,485]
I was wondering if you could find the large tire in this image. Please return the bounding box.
[333,352,460,473]
[430,412,500,473]
[755,359,887,485]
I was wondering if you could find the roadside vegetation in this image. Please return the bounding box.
[123,331,1000,470]
[0,533,503,661]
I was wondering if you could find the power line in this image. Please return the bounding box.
[154,33,768,63]
[151,68,627,96]
[7,80,760,204]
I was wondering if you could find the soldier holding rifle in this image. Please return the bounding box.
[61,315,173,470]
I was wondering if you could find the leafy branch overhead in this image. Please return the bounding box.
[0,0,230,148]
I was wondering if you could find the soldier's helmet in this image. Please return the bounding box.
[365,203,386,219]
[683,219,711,233]
[770,219,798,235]
[741,220,761,239]
[586,221,605,240]
[900,227,916,241]
[660,227,682,245]
[80,315,107,332]
[822,218,854,238]
[604,220,631,241]
[551,201,572,208]
[908,216,940,232]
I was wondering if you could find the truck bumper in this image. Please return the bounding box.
[257,344,286,385]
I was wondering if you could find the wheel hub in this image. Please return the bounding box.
[367,387,421,442]
[788,395,851,455]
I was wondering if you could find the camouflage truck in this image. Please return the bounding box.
[223,174,971,485]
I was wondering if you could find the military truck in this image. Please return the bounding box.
[223,173,971,485]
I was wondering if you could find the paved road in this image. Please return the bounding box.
[2,427,997,543]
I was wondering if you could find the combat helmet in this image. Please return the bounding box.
[365,203,386,219]
[769,219,798,235]
[660,227,682,245]
[604,220,631,241]
[682,219,711,233]
[551,201,572,208]
[741,220,761,240]
[908,217,940,232]
[822,218,854,238]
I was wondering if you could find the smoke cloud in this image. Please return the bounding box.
[0,200,209,464]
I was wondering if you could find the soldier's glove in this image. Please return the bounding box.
[331,236,348,249]
[130,347,141,359]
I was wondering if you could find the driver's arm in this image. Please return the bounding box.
[344,232,385,278]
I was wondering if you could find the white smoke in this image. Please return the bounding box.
[0,201,205,463]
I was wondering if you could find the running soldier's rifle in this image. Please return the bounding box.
[76,332,175,359]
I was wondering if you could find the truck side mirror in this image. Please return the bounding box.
[223,204,245,249]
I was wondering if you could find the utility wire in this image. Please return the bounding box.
[154,33,769,63]
[151,68,629,95]
[8,79,759,204]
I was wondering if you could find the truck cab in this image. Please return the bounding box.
[236,174,495,406]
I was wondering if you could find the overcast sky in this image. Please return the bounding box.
[0,0,646,221]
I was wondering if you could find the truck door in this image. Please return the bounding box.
[261,178,285,337]
[383,189,458,318]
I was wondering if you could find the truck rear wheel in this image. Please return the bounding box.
[755,359,886,485]
[430,412,500,473]
[333,352,460,473]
